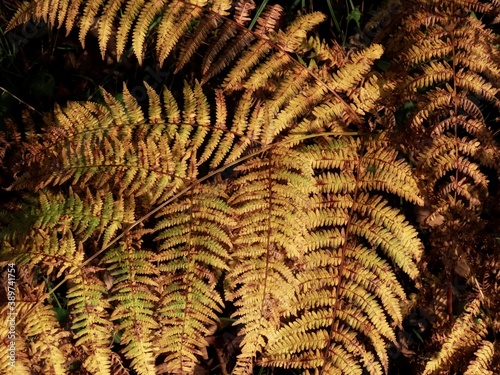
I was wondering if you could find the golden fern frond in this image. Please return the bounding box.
[0,268,39,374]
[201,3,284,83]
[174,9,224,74]
[328,44,384,93]
[7,0,232,65]
[402,34,453,68]
[2,122,178,374]
[78,0,107,47]
[2,80,260,374]
[1,197,79,276]
[0,267,73,375]
[478,252,500,328]
[286,43,385,138]
[221,10,321,92]
[422,299,489,375]
[66,262,114,375]
[375,0,500,65]
[67,270,113,375]
[1,188,136,274]
[1,190,121,373]
[114,0,146,59]
[23,304,72,374]
[351,72,397,116]
[97,0,125,59]
[260,134,423,374]
[153,1,213,67]
[0,319,30,375]
[464,341,496,375]
[12,83,218,206]
[303,36,346,68]
[5,1,33,29]
[203,5,283,82]
[7,0,88,33]
[152,182,232,373]
[226,145,316,374]
[193,0,257,78]
[207,90,263,169]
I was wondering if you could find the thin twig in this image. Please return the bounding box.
[0,86,42,115]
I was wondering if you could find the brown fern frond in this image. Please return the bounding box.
[372,1,500,373]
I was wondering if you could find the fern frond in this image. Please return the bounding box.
[66,260,114,375]
[196,0,257,78]
[12,84,191,205]
[1,188,136,274]
[115,0,146,59]
[287,46,386,138]
[6,1,34,30]
[406,61,454,92]
[152,182,232,373]
[379,0,500,216]
[329,44,384,93]
[402,34,453,68]
[260,43,384,144]
[97,0,125,58]
[0,190,126,373]
[25,304,72,374]
[261,134,423,374]
[464,341,496,375]
[456,70,499,105]
[104,230,158,375]
[155,1,206,67]
[221,10,326,92]
[175,11,221,74]
[0,267,74,375]
[352,72,397,116]
[221,38,273,91]
[375,2,500,373]
[110,352,131,375]
[423,299,489,375]
[227,145,316,374]
[79,0,106,47]
[7,0,232,65]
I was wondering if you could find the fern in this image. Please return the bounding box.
[103,231,158,375]
[226,144,316,374]
[0,267,72,375]
[372,0,500,373]
[8,0,232,64]
[152,182,233,373]
[3,0,499,374]
[422,299,489,375]
[260,134,423,374]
